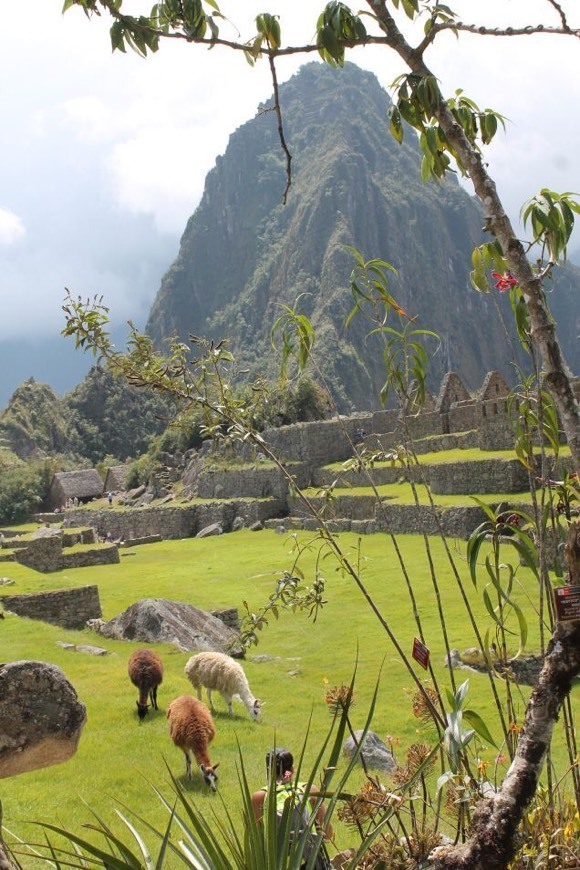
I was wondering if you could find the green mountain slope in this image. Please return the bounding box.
[0,368,171,464]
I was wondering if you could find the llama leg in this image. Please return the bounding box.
[224,694,234,716]
[207,689,216,710]
[184,750,192,779]
[150,686,158,710]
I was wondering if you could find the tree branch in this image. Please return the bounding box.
[545,0,572,31]
[433,21,580,39]
[266,52,292,204]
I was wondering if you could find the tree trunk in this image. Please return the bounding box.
[428,521,580,869]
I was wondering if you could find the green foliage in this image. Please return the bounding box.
[390,0,419,19]
[316,2,366,67]
[124,452,160,489]
[0,379,69,457]
[521,188,580,263]
[156,416,204,453]
[0,461,50,523]
[271,302,317,382]
[345,246,404,327]
[252,377,332,428]
[508,377,561,471]
[1,520,576,867]
[469,239,509,294]
[65,366,173,465]
[375,323,439,410]
[63,0,225,58]
[390,76,506,180]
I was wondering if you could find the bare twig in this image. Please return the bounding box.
[267,52,292,204]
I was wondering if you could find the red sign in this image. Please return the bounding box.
[412,637,430,670]
[553,585,580,623]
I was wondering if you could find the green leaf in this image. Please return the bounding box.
[463,709,498,748]
[110,21,127,52]
[389,106,404,144]
[482,585,499,623]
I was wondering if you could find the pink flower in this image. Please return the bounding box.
[492,272,518,292]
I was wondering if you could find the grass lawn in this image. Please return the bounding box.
[303,479,535,506]
[1,527,577,866]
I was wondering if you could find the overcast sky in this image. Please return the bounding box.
[1,0,579,405]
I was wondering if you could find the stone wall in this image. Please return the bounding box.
[375,503,490,539]
[64,505,198,540]
[212,607,240,632]
[63,498,286,541]
[194,499,285,530]
[62,528,97,546]
[429,459,530,495]
[401,410,445,441]
[476,399,519,450]
[290,494,379,522]
[15,536,63,572]
[313,465,405,488]
[60,544,120,569]
[197,465,289,500]
[286,503,491,539]
[14,534,119,572]
[252,371,527,465]
[263,419,353,465]
[1,585,102,629]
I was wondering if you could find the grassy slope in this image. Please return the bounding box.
[2,527,578,866]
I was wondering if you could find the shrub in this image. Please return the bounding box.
[0,463,48,523]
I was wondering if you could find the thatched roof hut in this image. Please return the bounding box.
[49,470,104,510]
[103,465,129,493]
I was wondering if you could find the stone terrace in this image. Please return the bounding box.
[33,370,576,546]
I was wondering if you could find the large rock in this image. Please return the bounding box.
[89,598,243,655]
[0,661,87,778]
[343,730,396,772]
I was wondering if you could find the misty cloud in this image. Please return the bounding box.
[0,209,26,246]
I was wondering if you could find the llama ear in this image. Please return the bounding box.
[213,762,220,771]
[257,700,266,707]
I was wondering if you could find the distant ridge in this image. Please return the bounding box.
[147,62,579,410]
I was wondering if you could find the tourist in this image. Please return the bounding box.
[251,748,333,866]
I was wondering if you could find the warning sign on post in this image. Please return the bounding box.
[412,637,430,670]
[553,585,580,623]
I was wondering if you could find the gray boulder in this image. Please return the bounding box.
[0,661,86,778]
[343,730,396,772]
[196,523,223,538]
[90,598,243,655]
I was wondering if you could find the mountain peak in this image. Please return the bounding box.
[146,62,577,410]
